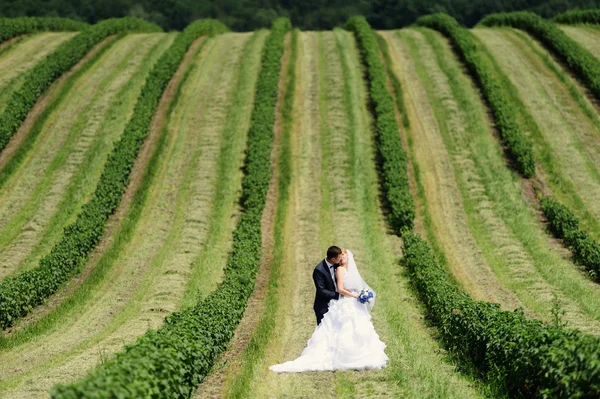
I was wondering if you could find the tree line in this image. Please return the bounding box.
[0,0,599,33]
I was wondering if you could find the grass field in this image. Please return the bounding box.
[2,15,600,398]
[560,25,600,60]
[0,31,264,397]
[0,32,78,113]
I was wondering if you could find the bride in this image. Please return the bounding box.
[269,248,388,372]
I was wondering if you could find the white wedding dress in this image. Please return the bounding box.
[269,250,388,372]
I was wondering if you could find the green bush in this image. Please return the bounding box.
[0,19,228,330]
[0,17,87,43]
[553,9,600,24]
[403,231,600,397]
[51,18,290,399]
[0,17,161,154]
[541,196,600,279]
[479,12,600,102]
[416,13,535,178]
[349,13,600,396]
[346,16,415,232]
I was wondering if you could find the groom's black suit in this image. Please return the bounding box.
[313,259,340,325]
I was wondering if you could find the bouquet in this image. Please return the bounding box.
[357,288,374,304]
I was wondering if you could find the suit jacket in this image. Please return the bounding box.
[313,259,339,313]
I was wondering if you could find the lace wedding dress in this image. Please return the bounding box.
[269,250,388,372]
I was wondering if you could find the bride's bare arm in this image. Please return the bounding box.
[336,267,358,298]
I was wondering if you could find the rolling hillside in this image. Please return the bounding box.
[1,12,600,398]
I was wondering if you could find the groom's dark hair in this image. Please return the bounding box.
[327,246,342,260]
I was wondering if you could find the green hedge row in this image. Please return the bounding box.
[0,19,228,330]
[0,17,87,43]
[416,13,535,178]
[403,231,600,397]
[0,17,161,155]
[346,16,415,232]
[347,14,600,397]
[553,9,600,25]
[541,196,600,280]
[52,17,290,398]
[479,12,600,102]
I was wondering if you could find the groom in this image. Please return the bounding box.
[313,246,343,325]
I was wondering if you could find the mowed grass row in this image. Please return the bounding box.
[560,25,600,61]
[472,28,600,239]
[0,33,175,281]
[195,28,296,398]
[0,31,265,397]
[381,28,600,334]
[0,32,77,112]
[210,30,484,399]
[379,30,520,309]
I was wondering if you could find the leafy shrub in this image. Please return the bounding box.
[0,17,161,154]
[553,9,600,25]
[403,231,600,397]
[348,13,600,397]
[416,13,535,178]
[541,196,600,279]
[479,12,600,102]
[346,16,415,232]
[0,19,228,330]
[0,17,87,43]
[51,18,290,399]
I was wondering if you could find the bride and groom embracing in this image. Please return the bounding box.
[269,246,389,373]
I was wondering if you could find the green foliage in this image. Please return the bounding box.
[375,32,410,128]
[51,17,290,399]
[0,19,228,330]
[541,196,600,279]
[479,12,600,102]
[346,16,415,232]
[0,17,87,42]
[416,13,535,178]
[402,231,600,397]
[3,0,600,30]
[553,9,600,24]
[346,12,600,396]
[0,17,162,155]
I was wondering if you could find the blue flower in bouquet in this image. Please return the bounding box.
[357,288,374,304]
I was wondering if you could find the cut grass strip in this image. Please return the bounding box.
[234,31,336,398]
[380,30,521,309]
[0,18,161,155]
[0,34,172,280]
[0,32,251,395]
[210,29,296,399]
[346,17,415,233]
[375,32,409,128]
[51,18,290,399]
[401,27,600,333]
[560,26,600,62]
[416,13,535,178]
[323,28,482,398]
[0,32,77,112]
[181,29,269,307]
[473,28,600,238]
[0,35,118,185]
[0,32,207,351]
[0,19,228,330]
[12,33,177,276]
[479,12,600,102]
